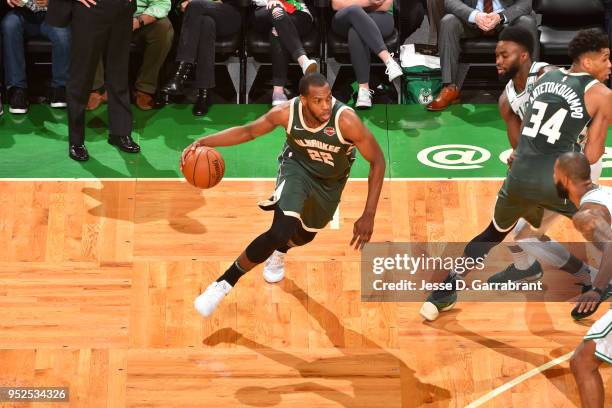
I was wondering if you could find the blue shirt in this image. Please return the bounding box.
[468,0,505,23]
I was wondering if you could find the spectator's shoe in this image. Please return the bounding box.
[301,58,318,75]
[355,88,374,110]
[153,92,169,109]
[108,134,140,153]
[263,250,285,283]
[8,87,29,114]
[49,87,67,108]
[134,90,154,111]
[571,284,612,320]
[194,280,233,317]
[69,144,89,162]
[86,90,106,111]
[162,61,193,95]
[272,90,288,106]
[385,56,403,82]
[192,89,209,116]
[427,85,460,111]
[419,274,458,321]
[487,261,543,284]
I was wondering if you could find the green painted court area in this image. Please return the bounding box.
[1,104,611,179]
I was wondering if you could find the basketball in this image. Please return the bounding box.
[181,146,225,189]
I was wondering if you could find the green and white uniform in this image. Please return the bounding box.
[494,69,600,231]
[258,97,356,230]
[582,186,612,363]
[505,61,549,120]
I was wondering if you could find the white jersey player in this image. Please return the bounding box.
[553,152,612,408]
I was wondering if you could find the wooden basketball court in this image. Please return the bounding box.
[1,179,611,407]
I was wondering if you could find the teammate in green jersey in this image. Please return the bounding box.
[182,73,386,318]
[420,29,612,322]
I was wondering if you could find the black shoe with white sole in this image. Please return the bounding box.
[49,87,67,108]
[8,87,29,114]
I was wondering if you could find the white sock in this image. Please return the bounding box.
[573,263,593,285]
[516,238,570,268]
[509,245,535,270]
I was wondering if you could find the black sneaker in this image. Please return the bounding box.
[49,87,67,108]
[571,284,612,320]
[8,87,29,114]
[487,260,543,284]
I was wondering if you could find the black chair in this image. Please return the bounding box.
[244,0,322,103]
[534,0,605,63]
[323,0,401,94]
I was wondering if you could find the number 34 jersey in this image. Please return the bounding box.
[283,97,356,182]
[509,69,599,198]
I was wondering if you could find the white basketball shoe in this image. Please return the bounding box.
[263,250,286,283]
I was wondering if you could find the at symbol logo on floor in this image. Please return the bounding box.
[417,144,491,170]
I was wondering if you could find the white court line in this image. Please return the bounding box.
[330,206,340,230]
[464,351,574,408]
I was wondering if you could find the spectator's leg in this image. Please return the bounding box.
[134,17,174,95]
[509,14,539,61]
[177,0,239,64]
[268,7,313,88]
[369,11,395,63]
[332,6,374,87]
[252,7,287,92]
[104,2,133,138]
[333,6,391,64]
[426,0,445,46]
[40,22,71,89]
[67,4,109,146]
[191,2,241,90]
[1,11,28,89]
[438,14,468,86]
[427,13,479,111]
[91,59,105,91]
[193,15,217,90]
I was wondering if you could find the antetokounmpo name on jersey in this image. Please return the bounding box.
[529,81,585,119]
[294,139,341,153]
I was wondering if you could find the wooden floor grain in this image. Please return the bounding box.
[0,180,610,407]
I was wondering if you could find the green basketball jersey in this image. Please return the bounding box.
[282,97,356,181]
[509,69,599,198]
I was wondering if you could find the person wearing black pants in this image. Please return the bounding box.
[252,0,317,106]
[47,0,140,162]
[331,0,402,109]
[162,0,241,116]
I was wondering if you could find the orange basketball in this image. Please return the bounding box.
[181,146,225,189]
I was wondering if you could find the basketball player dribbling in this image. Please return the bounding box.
[181,73,386,318]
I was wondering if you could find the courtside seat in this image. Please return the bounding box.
[534,0,604,60]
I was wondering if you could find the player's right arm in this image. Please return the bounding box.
[573,203,612,313]
[583,84,612,164]
[498,90,521,150]
[188,104,289,149]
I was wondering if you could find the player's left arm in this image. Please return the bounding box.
[339,109,386,250]
[573,203,612,312]
[583,85,611,164]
